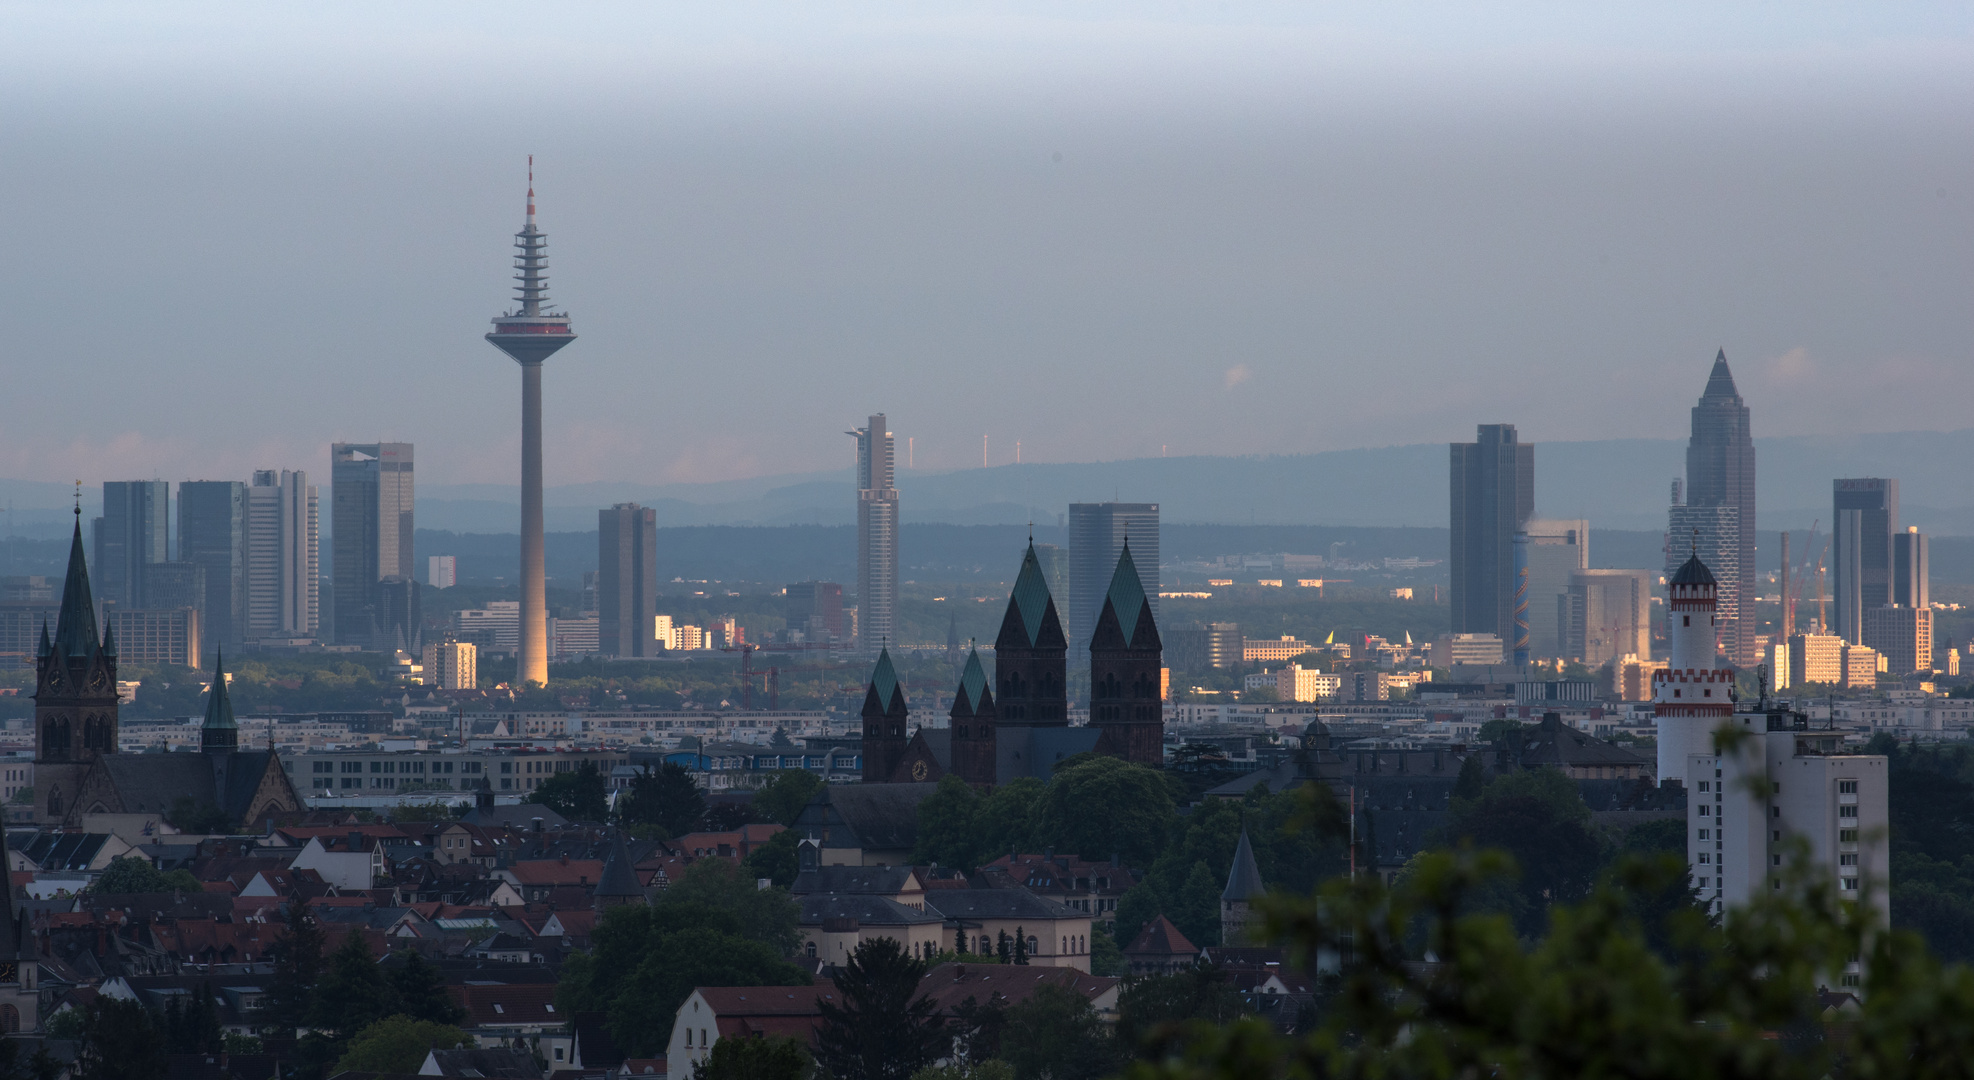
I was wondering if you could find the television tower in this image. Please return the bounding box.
[486,157,576,689]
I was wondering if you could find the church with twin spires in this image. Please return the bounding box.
[864,538,1163,786]
[34,511,304,829]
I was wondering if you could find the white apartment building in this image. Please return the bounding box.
[456,602,520,654]
[550,615,599,660]
[423,638,477,691]
[1242,664,1340,703]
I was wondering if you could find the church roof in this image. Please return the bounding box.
[957,649,989,711]
[92,751,286,823]
[1671,552,1716,588]
[1222,828,1265,902]
[1008,543,1055,646]
[593,833,643,899]
[1104,541,1149,642]
[52,517,102,659]
[1701,348,1740,401]
[203,652,238,730]
[865,647,905,713]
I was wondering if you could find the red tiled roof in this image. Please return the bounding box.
[693,982,839,1018]
[449,983,563,1027]
[507,859,604,886]
[1124,915,1197,958]
[915,963,1118,1013]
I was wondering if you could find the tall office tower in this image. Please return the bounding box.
[948,647,998,786]
[35,515,119,825]
[178,481,246,650]
[1562,569,1655,665]
[860,647,909,783]
[1521,518,1587,659]
[485,161,577,688]
[1892,525,1928,611]
[786,581,846,644]
[1088,540,1164,765]
[331,443,414,648]
[1653,552,1735,786]
[1068,503,1159,653]
[598,503,658,658]
[1682,351,1757,666]
[1449,425,1533,641]
[849,414,899,655]
[95,481,169,609]
[1832,478,1898,644]
[247,470,319,641]
[994,542,1069,727]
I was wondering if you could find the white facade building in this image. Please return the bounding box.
[245,469,319,640]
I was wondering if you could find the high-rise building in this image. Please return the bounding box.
[1682,352,1758,666]
[485,160,576,690]
[178,480,246,650]
[1068,503,1159,653]
[849,414,898,655]
[423,635,477,691]
[427,555,456,590]
[598,503,658,658]
[1449,425,1533,643]
[1892,525,1928,610]
[1832,478,1898,644]
[331,443,414,648]
[1088,540,1163,765]
[1863,607,1932,676]
[785,582,846,644]
[143,562,206,616]
[94,480,169,609]
[1788,633,1845,687]
[1666,503,1739,663]
[1521,518,1587,659]
[109,608,201,668]
[247,470,319,641]
[1562,568,1655,665]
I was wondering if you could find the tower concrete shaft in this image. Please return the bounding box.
[486,158,575,688]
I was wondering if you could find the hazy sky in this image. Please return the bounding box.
[4,2,1970,492]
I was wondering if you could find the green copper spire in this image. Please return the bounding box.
[51,515,102,659]
[958,647,988,710]
[869,646,902,710]
[203,651,237,731]
[1009,542,1054,646]
[1103,539,1148,641]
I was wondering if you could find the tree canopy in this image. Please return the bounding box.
[90,855,203,895]
[527,760,609,822]
[618,762,707,837]
[334,1016,474,1075]
[814,938,947,1080]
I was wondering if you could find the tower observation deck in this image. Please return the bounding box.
[486,158,575,689]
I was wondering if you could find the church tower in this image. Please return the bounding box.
[860,647,909,784]
[993,542,1068,727]
[1089,539,1163,765]
[34,512,119,824]
[1220,827,1265,945]
[201,651,239,754]
[949,646,998,786]
[1654,549,1736,786]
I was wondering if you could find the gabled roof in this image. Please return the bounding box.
[790,865,921,897]
[922,889,1079,922]
[692,982,839,1018]
[51,517,102,659]
[1222,829,1265,902]
[1700,348,1740,402]
[1124,914,1197,958]
[957,649,989,712]
[914,963,1117,1013]
[593,835,642,899]
[796,783,938,853]
[1518,713,1650,769]
[799,893,943,927]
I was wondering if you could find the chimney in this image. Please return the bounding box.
[533,817,544,833]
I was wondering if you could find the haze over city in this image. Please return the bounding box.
[4,2,1971,489]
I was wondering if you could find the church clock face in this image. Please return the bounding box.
[911,760,928,781]
[88,669,108,691]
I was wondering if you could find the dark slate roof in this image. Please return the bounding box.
[15,833,112,872]
[995,727,1101,784]
[1701,348,1740,401]
[1670,552,1716,588]
[422,1049,540,1079]
[957,649,989,711]
[922,888,1079,922]
[92,750,284,821]
[1518,714,1651,770]
[1105,540,1149,641]
[912,729,952,772]
[791,865,918,896]
[863,648,907,716]
[203,653,237,731]
[1125,914,1197,958]
[52,518,102,659]
[1008,543,1055,647]
[1222,829,1265,902]
[799,893,943,927]
[593,834,643,899]
[459,804,568,829]
[800,783,939,853]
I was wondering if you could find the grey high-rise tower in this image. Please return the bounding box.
[598,503,657,658]
[178,480,246,651]
[1832,478,1898,644]
[331,443,414,648]
[1068,503,1159,653]
[1449,425,1533,641]
[246,470,319,641]
[1682,351,1757,666]
[94,481,169,609]
[485,159,576,688]
[849,414,898,656]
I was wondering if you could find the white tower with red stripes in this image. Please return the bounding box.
[1654,546,1736,785]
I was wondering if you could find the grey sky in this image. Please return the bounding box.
[3,2,1970,490]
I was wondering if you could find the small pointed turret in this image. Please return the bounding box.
[1219,827,1266,945]
[949,646,998,786]
[51,515,101,659]
[594,832,644,909]
[202,651,238,754]
[1701,348,1740,402]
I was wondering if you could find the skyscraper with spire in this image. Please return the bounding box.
[849,414,898,657]
[486,158,576,689]
[1677,351,1757,667]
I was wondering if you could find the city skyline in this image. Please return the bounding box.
[1,6,1968,490]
